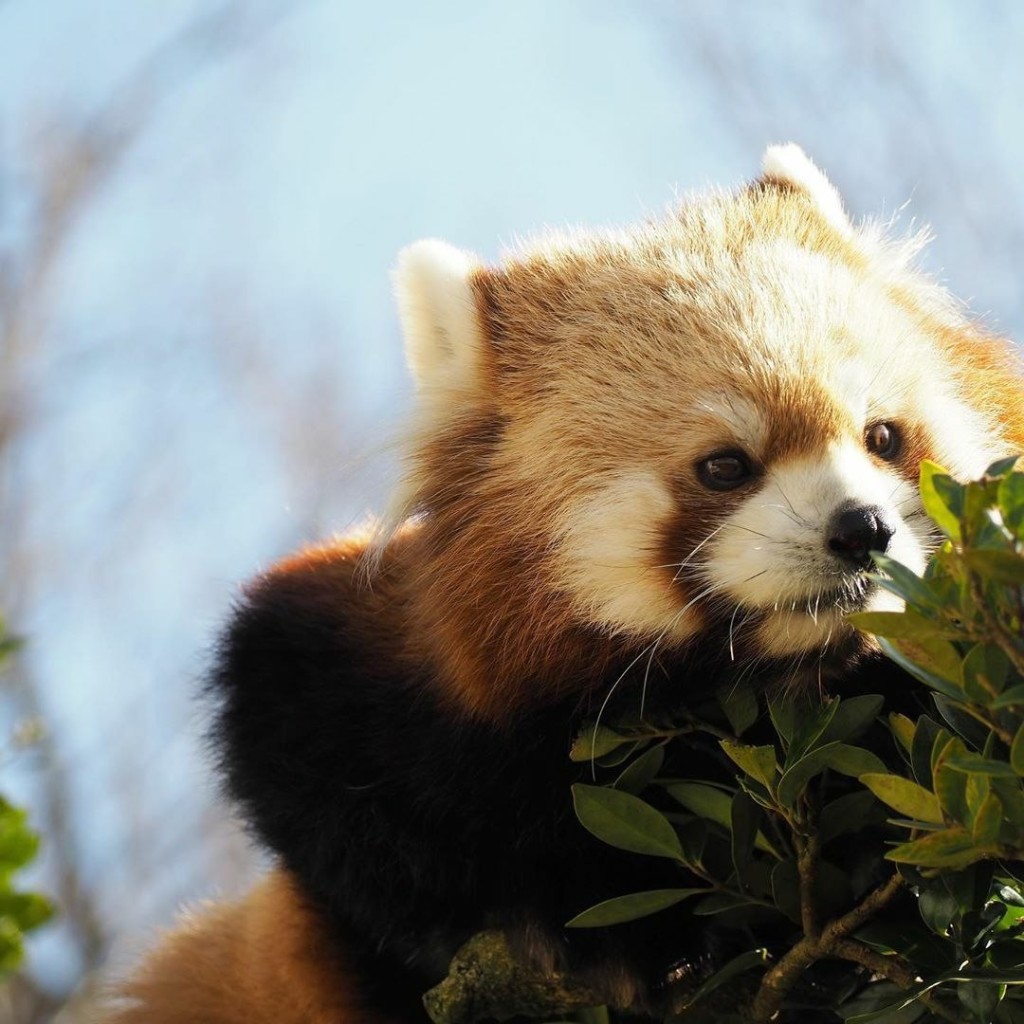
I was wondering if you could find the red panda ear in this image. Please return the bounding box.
[759,143,852,235]
[393,240,491,402]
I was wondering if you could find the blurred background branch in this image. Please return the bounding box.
[1,5,301,1021]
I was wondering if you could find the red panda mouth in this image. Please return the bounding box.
[735,576,873,620]
[808,576,873,613]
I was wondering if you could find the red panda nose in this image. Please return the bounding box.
[826,503,895,569]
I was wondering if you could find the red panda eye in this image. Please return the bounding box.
[866,422,901,460]
[697,451,754,491]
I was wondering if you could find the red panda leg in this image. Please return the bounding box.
[103,868,397,1024]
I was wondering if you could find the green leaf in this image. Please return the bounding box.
[730,791,760,883]
[989,941,1024,969]
[889,713,916,756]
[776,742,886,809]
[959,979,1004,1024]
[988,457,1020,479]
[999,884,1024,908]
[888,636,963,687]
[0,892,53,932]
[846,970,1024,1024]
[849,610,958,642]
[992,685,1024,710]
[571,785,684,862]
[612,744,665,795]
[819,694,885,745]
[999,471,1024,538]
[934,471,968,518]
[595,739,641,768]
[691,891,764,915]
[1012,723,1024,777]
[947,857,996,913]
[841,980,928,1023]
[767,693,801,748]
[0,924,24,977]
[966,771,992,822]
[937,770,966,827]
[934,736,970,824]
[788,698,840,760]
[0,807,39,871]
[770,857,801,923]
[717,682,759,736]
[676,818,708,867]
[886,827,990,869]
[921,460,963,541]
[683,948,769,1005]
[665,782,733,830]
[964,479,1001,536]
[820,791,884,843]
[565,888,705,928]
[973,793,1004,846]
[878,638,965,701]
[664,783,780,858]
[918,886,959,937]
[0,636,21,666]
[933,696,993,750]
[994,778,1024,835]
[719,740,777,792]
[946,756,1019,779]
[962,644,1011,701]
[871,552,944,612]
[964,550,1024,585]
[857,921,958,976]
[825,743,892,779]
[912,716,944,788]
[860,773,944,824]
[570,725,630,762]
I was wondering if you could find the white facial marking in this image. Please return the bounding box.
[913,391,1001,480]
[698,393,767,452]
[833,360,870,427]
[705,441,929,649]
[554,471,698,640]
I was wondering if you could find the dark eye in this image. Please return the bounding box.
[865,422,901,460]
[697,450,755,491]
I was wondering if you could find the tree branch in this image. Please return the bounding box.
[750,873,907,1022]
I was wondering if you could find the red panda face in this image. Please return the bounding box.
[540,237,999,667]
[392,147,1024,707]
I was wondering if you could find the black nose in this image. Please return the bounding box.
[827,503,895,568]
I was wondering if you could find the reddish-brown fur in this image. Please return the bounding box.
[105,869,392,1024]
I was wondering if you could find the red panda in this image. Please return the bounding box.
[105,146,1024,1023]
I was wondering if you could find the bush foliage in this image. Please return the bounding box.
[426,458,1024,1024]
[0,617,53,979]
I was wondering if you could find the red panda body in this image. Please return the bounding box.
[106,148,1024,1023]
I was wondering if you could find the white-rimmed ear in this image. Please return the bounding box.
[393,240,487,395]
[761,143,851,234]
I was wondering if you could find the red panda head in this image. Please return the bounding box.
[390,145,1024,719]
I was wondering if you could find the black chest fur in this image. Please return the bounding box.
[209,572,917,1020]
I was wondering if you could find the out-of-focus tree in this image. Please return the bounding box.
[0,6,315,1020]
[0,618,53,1013]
